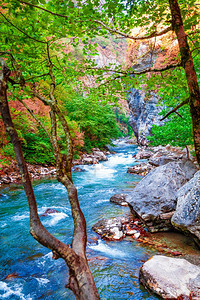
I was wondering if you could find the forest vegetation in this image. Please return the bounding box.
[0,0,199,299]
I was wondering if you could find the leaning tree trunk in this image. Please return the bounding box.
[0,59,100,299]
[169,0,200,165]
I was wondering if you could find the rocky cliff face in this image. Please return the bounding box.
[127,88,164,145]
[126,29,179,145]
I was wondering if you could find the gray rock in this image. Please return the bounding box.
[127,162,154,176]
[1,176,11,184]
[82,155,98,165]
[81,150,108,165]
[127,88,165,145]
[139,255,200,299]
[135,150,153,159]
[172,170,200,247]
[110,193,128,206]
[92,150,108,161]
[149,156,181,167]
[126,160,197,232]
[92,216,140,240]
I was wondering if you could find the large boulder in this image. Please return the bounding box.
[139,255,200,299]
[126,160,198,232]
[172,170,200,247]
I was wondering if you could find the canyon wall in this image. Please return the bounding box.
[126,29,179,145]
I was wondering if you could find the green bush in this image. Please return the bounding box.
[22,131,55,165]
[115,108,133,136]
[2,143,15,158]
[63,95,121,151]
[1,108,56,165]
[148,106,193,148]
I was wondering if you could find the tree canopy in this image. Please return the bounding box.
[0,0,200,299]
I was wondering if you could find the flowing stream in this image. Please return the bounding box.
[0,140,167,299]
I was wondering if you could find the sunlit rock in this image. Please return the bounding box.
[139,255,200,299]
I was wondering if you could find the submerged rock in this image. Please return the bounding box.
[41,208,59,216]
[126,160,198,232]
[172,170,200,247]
[139,255,200,299]
[4,273,20,280]
[110,193,128,206]
[72,167,85,172]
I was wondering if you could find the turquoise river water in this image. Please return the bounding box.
[0,140,161,299]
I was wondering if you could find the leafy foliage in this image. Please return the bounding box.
[22,131,55,165]
[0,0,199,165]
[63,94,121,151]
[0,108,55,165]
[148,106,193,148]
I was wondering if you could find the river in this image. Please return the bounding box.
[0,140,161,299]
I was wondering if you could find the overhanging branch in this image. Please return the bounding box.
[87,62,181,76]
[95,20,172,40]
[0,12,47,44]
[160,98,189,121]
[19,1,172,41]
[19,1,68,19]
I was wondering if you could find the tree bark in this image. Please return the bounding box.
[0,58,100,300]
[169,0,200,165]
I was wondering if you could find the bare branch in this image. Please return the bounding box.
[186,30,200,37]
[19,1,68,19]
[175,111,183,118]
[49,109,63,171]
[160,98,189,121]
[30,90,53,105]
[26,73,50,81]
[0,12,47,44]
[191,47,200,54]
[95,20,172,40]
[87,62,181,77]
[129,63,181,75]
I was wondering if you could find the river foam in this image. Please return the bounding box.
[41,212,69,226]
[0,281,32,300]
[89,240,126,258]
